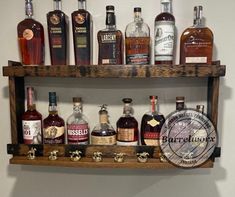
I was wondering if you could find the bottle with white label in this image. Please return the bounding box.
[22,87,42,144]
[154,0,175,64]
[66,97,89,145]
[91,105,116,145]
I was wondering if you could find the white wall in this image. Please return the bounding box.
[0,0,234,196]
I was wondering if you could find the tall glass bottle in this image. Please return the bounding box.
[22,87,42,144]
[17,0,45,65]
[66,97,89,145]
[180,6,213,64]
[91,105,116,145]
[72,0,92,65]
[141,96,165,146]
[116,98,139,146]
[125,7,150,65]
[43,92,65,144]
[47,0,69,65]
[97,5,123,65]
[154,0,175,64]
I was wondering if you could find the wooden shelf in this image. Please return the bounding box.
[2,61,226,78]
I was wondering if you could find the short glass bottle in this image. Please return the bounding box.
[176,96,185,110]
[91,105,116,145]
[154,0,175,64]
[47,0,69,65]
[43,92,65,144]
[180,6,213,64]
[17,0,45,65]
[125,7,151,65]
[22,87,42,144]
[116,98,139,146]
[66,97,89,145]
[97,5,123,65]
[140,96,165,146]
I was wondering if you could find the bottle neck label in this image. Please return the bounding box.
[99,114,108,124]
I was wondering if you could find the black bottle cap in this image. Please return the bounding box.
[49,92,57,105]
[134,7,141,12]
[149,96,158,100]
[106,5,115,11]
[122,98,133,104]
[176,96,185,102]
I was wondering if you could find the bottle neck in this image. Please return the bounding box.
[49,103,58,115]
[134,11,142,22]
[176,101,184,111]
[150,98,157,114]
[161,2,172,14]
[106,12,116,29]
[193,8,203,27]
[78,0,86,10]
[73,103,82,114]
[54,0,62,11]
[27,87,36,110]
[123,103,132,116]
[25,0,33,18]
[99,113,108,124]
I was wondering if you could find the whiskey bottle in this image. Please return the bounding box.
[72,0,92,65]
[125,7,150,65]
[17,0,45,65]
[22,87,42,144]
[180,6,213,64]
[43,92,65,144]
[91,105,116,145]
[116,98,139,146]
[176,96,185,111]
[154,0,175,64]
[140,96,165,146]
[97,5,123,65]
[47,0,69,65]
[66,97,89,145]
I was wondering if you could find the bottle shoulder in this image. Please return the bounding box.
[125,21,150,37]
[181,26,214,40]
[18,18,44,29]
[66,112,89,125]
[43,114,65,125]
[22,109,42,120]
[72,9,91,16]
[155,12,175,22]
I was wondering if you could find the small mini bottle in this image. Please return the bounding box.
[125,7,150,65]
[91,105,116,145]
[47,0,69,65]
[116,98,139,146]
[22,87,42,144]
[141,96,165,146]
[66,97,89,145]
[176,96,185,111]
[43,92,65,144]
[17,0,45,65]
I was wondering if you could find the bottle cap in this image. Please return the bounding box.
[106,5,115,11]
[176,96,185,102]
[73,97,82,103]
[134,7,141,12]
[161,0,172,3]
[122,98,133,103]
[49,92,57,105]
[149,96,158,100]
[194,6,203,20]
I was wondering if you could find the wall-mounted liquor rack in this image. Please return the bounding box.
[2,60,225,169]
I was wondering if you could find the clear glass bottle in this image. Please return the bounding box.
[22,87,42,144]
[47,0,69,65]
[176,96,185,110]
[180,6,213,64]
[141,96,165,146]
[43,92,65,144]
[125,7,150,65]
[154,0,175,64]
[17,0,45,65]
[66,97,89,145]
[116,98,139,146]
[91,105,116,145]
[72,0,92,65]
[97,5,123,65]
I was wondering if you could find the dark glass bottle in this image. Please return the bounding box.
[141,96,165,146]
[72,0,92,65]
[47,0,69,65]
[116,98,139,146]
[97,5,123,65]
[154,0,175,64]
[43,92,65,144]
[17,0,45,65]
[22,87,42,144]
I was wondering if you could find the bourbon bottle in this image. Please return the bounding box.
[17,0,45,65]
[22,87,42,144]
[140,96,165,146]
[47,0,69,65]
[125,7,150,65]
[154,0,175,64]
[180,6,213,64]
[97,5,123,65]
[72,0,92,65]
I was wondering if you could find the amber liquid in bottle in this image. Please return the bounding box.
[180,6,213,64]
[17,0,45,65]
[97,5,123,65]
[47,0,69,65]
[72,0,92,65]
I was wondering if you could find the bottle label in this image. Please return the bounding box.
[67,123,89,143]
[116,141,138,146]
[50,14,60,25]
[22,120,42,144]
[75,14,85,24]
[143,132,159,146]
[154,21,174,61]
[43,126,65,144]
[147,118,160,127]
[117,128,135,141]
[23,29,34,40]
[185,57,207,64]
[91,135,116,145]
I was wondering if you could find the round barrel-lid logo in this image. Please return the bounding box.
[23,29,34,40]
[75,14,85,24]
[160,109,217,168]
[50,14,60,25]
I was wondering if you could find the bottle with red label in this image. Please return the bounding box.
[66,97,89,145]
[22,87,42,144]
[140,96,165,146]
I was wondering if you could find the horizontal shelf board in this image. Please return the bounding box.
[9,156,214,169]
[3,61,226,78]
